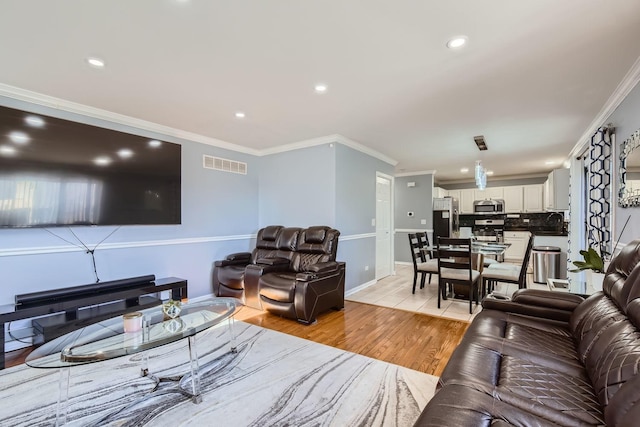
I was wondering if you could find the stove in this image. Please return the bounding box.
[473,218,505,261]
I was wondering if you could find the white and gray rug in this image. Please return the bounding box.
[0,321,438,426]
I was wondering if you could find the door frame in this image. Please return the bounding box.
[375,171,395,279]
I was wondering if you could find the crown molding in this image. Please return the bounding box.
[0,83,261,156]
[334,135,398,166]
[0,84,397,165]
[569,55,640,158]
[394,170,436,177]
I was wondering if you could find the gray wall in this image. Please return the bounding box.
[0,98,395,309]
[0,96,260,305]
[258,144,336,227]
[394,174,434,263]
[335,144,394,290]
[607,80,640,244]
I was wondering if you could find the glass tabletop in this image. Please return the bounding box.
[26,297,239,369]
[422,242,511,256]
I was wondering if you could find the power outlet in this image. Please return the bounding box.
[364,265,369,271]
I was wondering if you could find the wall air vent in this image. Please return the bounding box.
[202,155,247,175]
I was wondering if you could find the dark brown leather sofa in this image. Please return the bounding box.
[213,225,284,300]
[213,225,345,324]
[415,239,640,427]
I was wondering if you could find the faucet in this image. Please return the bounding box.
[546,212,564,232]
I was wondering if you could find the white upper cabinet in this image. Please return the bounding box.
[460,188,476,213]
[474,187,504,201]
[545,169,570,210]
[503,186,524,212]
[433,186,448,199]
[523,184,545,212]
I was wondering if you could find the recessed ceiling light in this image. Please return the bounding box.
[86,57,106,68]
[486,170,494,176]
[148,140,162,148]
[9,131,30,144]
[94,156,112,166]
[25,115,45,128]
[545,160,555,165]
[460,167,469,173]
[0,145,17,156]
[446,36,468,49]
[117,148,134,159]
[235,112,246,118]
[314,83,328,93]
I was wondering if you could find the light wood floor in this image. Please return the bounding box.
[6,301,469,377]
[241,300,468,376]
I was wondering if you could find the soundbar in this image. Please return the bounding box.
[15,274,156,307]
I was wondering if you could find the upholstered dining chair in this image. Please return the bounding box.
[437,237,481,314]
[482,233,535,297]
[409,233,438,294]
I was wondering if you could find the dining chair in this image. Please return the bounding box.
[436,237,481,314]
[482,233,535,296]
[408,233,438,294]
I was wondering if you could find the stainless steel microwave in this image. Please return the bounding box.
[473,199,505,214]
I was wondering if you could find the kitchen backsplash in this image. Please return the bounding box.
[459,212,566,235]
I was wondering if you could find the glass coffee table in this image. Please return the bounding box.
[26,297,240,426]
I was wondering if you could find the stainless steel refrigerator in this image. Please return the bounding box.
[433,197,459,244]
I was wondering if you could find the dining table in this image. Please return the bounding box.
[421,241,511,300]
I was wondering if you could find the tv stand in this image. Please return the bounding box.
[0,276,187,369]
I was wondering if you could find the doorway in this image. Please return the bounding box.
[376,172,394,279]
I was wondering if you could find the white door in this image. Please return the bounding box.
[376,174,393,279]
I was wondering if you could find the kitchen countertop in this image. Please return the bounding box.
[504,227,568,236]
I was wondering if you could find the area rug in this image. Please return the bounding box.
[0,321,438,426]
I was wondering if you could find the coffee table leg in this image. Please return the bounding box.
[56,366,70,426]
[228,316,238,353]
[187,336,202,403]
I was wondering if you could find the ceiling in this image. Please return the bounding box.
[1,0,640,183]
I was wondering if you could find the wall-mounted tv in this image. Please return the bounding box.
[0,104,181,228]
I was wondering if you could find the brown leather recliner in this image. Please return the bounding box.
[212,225,283,300]
[244,226,345,324]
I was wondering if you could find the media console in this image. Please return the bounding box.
[0,275,187,369]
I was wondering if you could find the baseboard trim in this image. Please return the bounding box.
[345,279,377,296]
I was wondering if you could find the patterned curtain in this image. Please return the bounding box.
[587,126,613,260]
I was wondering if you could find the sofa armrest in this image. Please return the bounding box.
[482,289,584,322]
[227,252,252,262]
[256,257,290,266]
[306,261,339,274]
[213,252,251,267]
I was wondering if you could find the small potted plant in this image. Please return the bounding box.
[570,247,606,290]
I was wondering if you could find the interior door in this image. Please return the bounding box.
[376,174,392,279]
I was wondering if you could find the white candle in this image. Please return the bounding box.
[123,312,143,333]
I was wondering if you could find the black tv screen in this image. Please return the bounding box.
[0,105,181,227]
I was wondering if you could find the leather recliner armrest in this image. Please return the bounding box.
[226,252,252,262]
[482,289,584,322]
[255,257,290,266]
[213,252,252,267]
[305,261,339,274]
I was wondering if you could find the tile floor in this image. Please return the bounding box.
[346,263,549,322]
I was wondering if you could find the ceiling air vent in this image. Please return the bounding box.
[474,135,488,151]
[203,155,247,175]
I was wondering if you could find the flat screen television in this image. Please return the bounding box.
[0,104,181,228]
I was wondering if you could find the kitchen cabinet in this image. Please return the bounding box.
[523,184,544,212]
[504,231,529,262]
[474,187,504,201]
[460,188,475,213]
[433,186,448,199]
[503,186,524,212]
[544,169,570,210]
